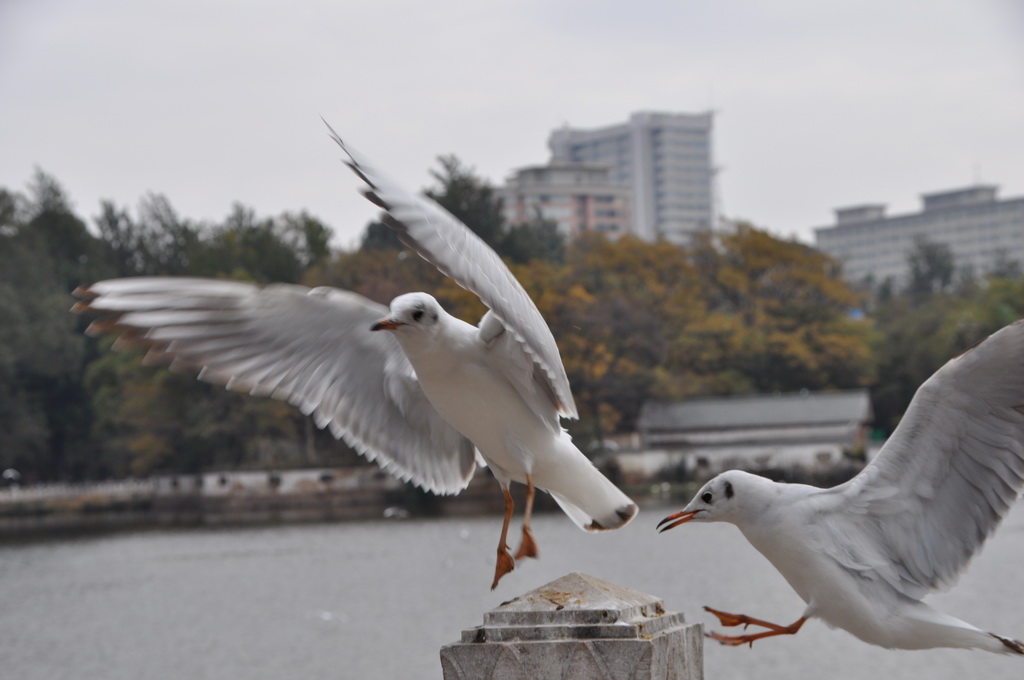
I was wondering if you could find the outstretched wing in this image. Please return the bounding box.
[324,121,577,420]
[817,320,1024,598]
[73,277,477,494]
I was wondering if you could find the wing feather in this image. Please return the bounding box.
[73,277,477,494]
[324,121,577,420]
[818,319,1024,597]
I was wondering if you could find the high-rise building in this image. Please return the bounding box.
[548,111,716,243]
[814,185,1024,285]
[497,162,631,239]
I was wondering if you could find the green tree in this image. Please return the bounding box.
[204,203,304,283]
[6,172,343,480]
[0,174,110,480]
[359,220,404,252]
[869,269,1024,434]
[21,170,110,290]
[499,213,566,265]
[987,251,1022,281]
[84,344,314,477]
[907,235,955,297]
[280,211,332,270]
[95,201,153,276]
[132,193,202,275]
[425,155,505,249]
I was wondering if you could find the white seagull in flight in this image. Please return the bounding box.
[73,122,636,589]
[659,319,1024,654]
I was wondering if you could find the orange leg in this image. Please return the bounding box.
[704,606,807,647]
[514,474,539,561]
[491,486,516,590]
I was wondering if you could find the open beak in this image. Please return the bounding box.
[657,509,701,533]
[371,319,403,331]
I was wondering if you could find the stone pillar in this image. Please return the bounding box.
[440,572,703,680]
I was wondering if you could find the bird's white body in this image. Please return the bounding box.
[386,294,634,530]
[392,309,552,483]
[733,477,1008,652]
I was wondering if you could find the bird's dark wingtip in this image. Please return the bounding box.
[991,633,1024,655]
[321,117,344,146]
[71,284,96,300]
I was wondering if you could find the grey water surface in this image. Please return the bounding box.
[1,501,1022,680]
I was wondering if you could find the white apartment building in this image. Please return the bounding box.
[814,185,1024,285]
[497,162,631,239]
[548,111,716,244]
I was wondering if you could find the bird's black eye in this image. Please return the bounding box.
[724,481,734,499]
[701,491,713,504]
[412,309,424,322]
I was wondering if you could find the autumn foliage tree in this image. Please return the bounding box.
[1,161,880,481]
[681,224,874,395]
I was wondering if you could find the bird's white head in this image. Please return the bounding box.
[371,293,444,335]
[657,470,769,532]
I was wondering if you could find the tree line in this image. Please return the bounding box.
[1,162,1021,484]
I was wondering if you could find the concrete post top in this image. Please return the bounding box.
[441,572,704,680]
[488,572,664,624]
[462,572,685,643]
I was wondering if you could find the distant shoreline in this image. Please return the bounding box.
[0,466,599,539]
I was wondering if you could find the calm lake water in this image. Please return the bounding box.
[1,500,1023,680]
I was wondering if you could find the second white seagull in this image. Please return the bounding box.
[659,319,1024,654]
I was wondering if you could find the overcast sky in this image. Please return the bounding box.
[2,0,1022,250]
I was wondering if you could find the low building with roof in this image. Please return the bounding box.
[623,390,873,481]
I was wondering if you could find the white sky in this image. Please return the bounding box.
[2,0,1022,251]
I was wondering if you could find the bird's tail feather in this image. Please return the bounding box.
[538,438,637,532]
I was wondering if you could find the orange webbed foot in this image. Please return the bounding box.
[491,545,515,590]
[704,606,754,628]
[514,526,538,561]
[707,630,760,647]
[703,606,807,647]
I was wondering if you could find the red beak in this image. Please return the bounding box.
[657,509,701,533]
[371,319,403,331]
